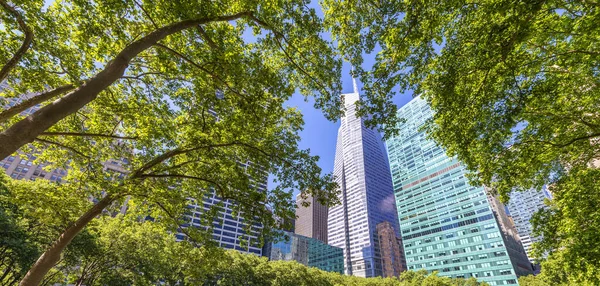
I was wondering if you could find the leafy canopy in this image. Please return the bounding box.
[322,0,600,283]
[0,0,374,251]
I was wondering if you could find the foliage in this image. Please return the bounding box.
[202,252,488,286]
[3,174,490,286]
[526,167,600,285]
[323,0,600,283]
[323,0,600,198]
[57,209,226,286]
[0,173,39,285]
[0,0,406,282]
[0,170,111,286]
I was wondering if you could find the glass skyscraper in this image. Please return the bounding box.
[386,96,533,285]
[327,85,400,277]
[268,231,344,274]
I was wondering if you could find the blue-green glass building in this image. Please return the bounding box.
[385,96,533,286]
[268,231,344,274]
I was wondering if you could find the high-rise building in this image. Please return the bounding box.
[295,193,328,243]
[177,162,268,256]
[268,231,344,274]
[327,83,400,277]
[376,221,407,277]
[386,96,533,286]
[486,191,535,276]
[506,188,552,263]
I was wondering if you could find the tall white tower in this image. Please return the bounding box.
[327,85,399,277]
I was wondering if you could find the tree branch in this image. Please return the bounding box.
[153,43,249,101]
[196,25,219,50]
[0,85,75,123]
[153,201,206,248]
[34,138,90,158]
[131,142,241,178]
[519,132,600,148]
[244,13,331,97]
[133,0,158,29]
[39,132,138,140]
[0,0,34,83]
[0,11,253,160]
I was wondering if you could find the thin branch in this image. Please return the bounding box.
[519,132,600,148]
[150,159,210,174]
[34,138,90,158]
[245,13,331,96]
[131,142,240,178]
[153,43,246,99]
[0,84,75,123]
[39,131,138,140]
[154,201,205,248]
[0,0,34,83]
[133,0,158,29]
[196,25,219,50]
[141,173,234,202]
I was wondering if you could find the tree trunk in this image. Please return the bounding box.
[18,195,116,286]
[0,12,251,160]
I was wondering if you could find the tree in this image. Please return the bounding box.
[0,1,405,285]
[323,0,600,282]
[0,0,357,158]
[527,167,600,285]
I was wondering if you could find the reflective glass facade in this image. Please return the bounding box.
[386,96,528,286]
[328,90,400,277]
[269,231,344,274]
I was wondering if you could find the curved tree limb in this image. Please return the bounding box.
[34,138,90,158]
[0,11,253,160]
[39,131,137,140]
[0,85,75,123]
[0,0,34,83]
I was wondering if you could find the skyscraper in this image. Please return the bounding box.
[506,188,552,263]
[386,96,533,286]
[327,83,400,277]
[295,193,328,243]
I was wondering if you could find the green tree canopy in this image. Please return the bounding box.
[322,0,600,283]
[0,0,402,284]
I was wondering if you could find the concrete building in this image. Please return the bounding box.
[506,188,552,263]
[268,231,344,274]
[327,82,400,277]
[376,221,407,277]
[386,96,533,286]
[295,193,328,243]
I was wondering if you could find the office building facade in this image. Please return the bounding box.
[295,193,328,243]
[268,231,344,274]
[177,162,268,256]
[327,86,400,277]
[506,188,552,263]
[386,96,533,285]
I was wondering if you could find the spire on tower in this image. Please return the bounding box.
[352,77,359,94]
